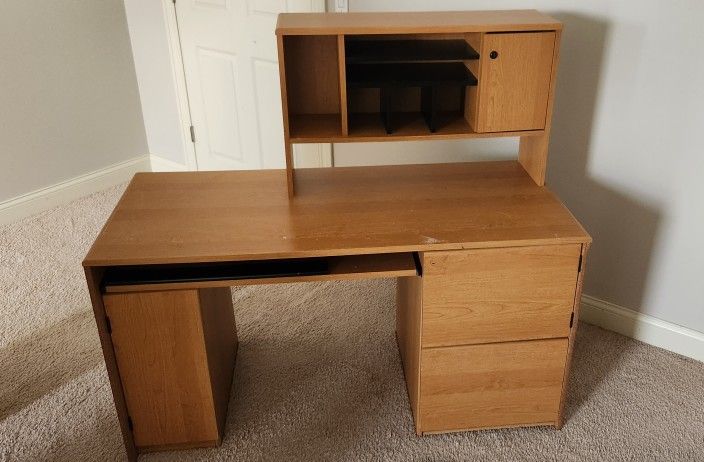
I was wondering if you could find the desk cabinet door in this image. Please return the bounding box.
[104,288,236,450]
[422,245,581,347]
[474,32,556,133]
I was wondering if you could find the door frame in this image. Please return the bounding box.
[162,0,333,170]
[162,0,198,171]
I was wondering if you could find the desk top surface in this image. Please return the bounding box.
[83,161,590,267]
[276,10,562,36]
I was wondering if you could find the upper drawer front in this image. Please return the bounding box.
[422,244,581,347]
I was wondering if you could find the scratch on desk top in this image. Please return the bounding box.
[421,235,443,245]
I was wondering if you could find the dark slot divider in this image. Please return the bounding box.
[347,63,476,134]
[346,39,479,64]
[380,87,393,134]
[102,258,330,289]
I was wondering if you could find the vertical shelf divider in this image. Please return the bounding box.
[276,34,295,197]
[338,35,349,137]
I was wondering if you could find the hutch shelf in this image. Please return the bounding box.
[276,10,560,195]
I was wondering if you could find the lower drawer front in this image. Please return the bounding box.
[419,338,568,432]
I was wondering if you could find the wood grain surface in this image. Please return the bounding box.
[276,10,562,36]
[396,275,423,433]
[83,161,590,267]
[103,289,237,450]
[475,32,555,132]
[419,338,568,432]
[421,245,581,347]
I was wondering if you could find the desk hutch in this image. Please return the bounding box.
[83,10,591,461]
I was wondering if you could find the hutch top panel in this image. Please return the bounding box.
[276,10,562,35]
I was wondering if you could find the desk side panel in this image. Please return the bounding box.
[199,287,238,437]
[84,267,138,461]
[396,275,423,434]
[557,242,590,428]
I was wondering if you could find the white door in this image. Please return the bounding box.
[176,0,331,170]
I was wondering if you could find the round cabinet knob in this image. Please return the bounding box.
[490,50,499,59]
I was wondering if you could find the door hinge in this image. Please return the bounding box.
[127,416,134,431]
[577,253,583,273]
[569,312,575,328]
[105,316,112,334]
[189,125,196,143]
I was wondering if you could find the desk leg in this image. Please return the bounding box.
[102,287,238,455]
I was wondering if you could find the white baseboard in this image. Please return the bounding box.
[150,154,189,172]
[581,295,704,362]
[0,155,150,226]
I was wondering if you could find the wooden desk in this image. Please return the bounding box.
[84,161,590,460]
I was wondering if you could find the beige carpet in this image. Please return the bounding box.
[1,184,703,462]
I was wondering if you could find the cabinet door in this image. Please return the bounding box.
[422,245,581,347]
[104,288,237,450]
[475,32,555,132]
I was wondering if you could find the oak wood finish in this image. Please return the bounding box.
[421,245,581,347]
[419,339,568,433]
[337,35,349,136]
[276,10,562,36]
[85,267,137,461]
[474,32,555,132]
[283,35,341,116]
[83,162,590,267]
[463,32,482,129]
[289,113,344,141]
[103,253,418,293]
[557,242,590,428]
[103,288,237,450]
[84,11,591,453]
[199,288,238,437]
[518,29,562,186]
[275,34,294,197]
[396,275,423,433]
[290,113,541,143]
[280,34,339,194]
[277,10,563,192]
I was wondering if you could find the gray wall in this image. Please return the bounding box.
[0,0,148,202]
[329,0,704,332]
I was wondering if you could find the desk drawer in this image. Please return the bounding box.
[422,245,581,347]
[419,338,568,432]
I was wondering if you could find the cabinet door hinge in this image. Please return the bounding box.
[189,125,196,143]
[105,316,112,334]
[570,312,575,328]
[577,253,583,273]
